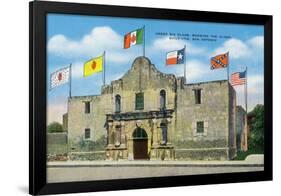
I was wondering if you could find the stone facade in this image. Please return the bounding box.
[236,106,248,151]
[175,78,237,160]
[66,56,237,160]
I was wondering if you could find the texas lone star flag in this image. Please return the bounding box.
[166,48,185,65]
[50,66,70,89]
[124,28,144,49]
[84,55,103,77]
[210,52,229,69]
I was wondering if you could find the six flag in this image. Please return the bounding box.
[166,48,185,65]
[210,52,229,69]
[231,71,246,86]
[50,66,70,89]
[124,28,144,49]
[84,55,103,77]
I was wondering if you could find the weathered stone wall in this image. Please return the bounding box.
[176,80,229,141]
[175,80,233,160]
[101,57,177,113]
[228,85,237,158]
[175,148,228,160]
[67,94,111,151]
[236,105,247,151]
[62,113,68,131]
[47,132,68,154]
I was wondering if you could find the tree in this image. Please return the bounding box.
[248,104,264,149]
[47,122,63,133]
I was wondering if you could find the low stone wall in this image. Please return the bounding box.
[174,139,227,149]
[68,136,106,152]
[68,151,106,161]
[175,148,228,160]
[47,151,106,162]
[47,153,68,162]
[47,133,68,154]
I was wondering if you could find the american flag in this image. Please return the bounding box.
[231,71,246,86]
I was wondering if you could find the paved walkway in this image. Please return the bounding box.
[47,156,264,183]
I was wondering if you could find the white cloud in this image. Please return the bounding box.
[212,36,264,59]
[183,60,207,81]
[212,38,251,59]
[149,36,206,55]
[247,36,264,48]
[71,62,83,78]
[172,59,226,83]
[247,75,264,94]
[48,26,137,63]
[108,73,124,82]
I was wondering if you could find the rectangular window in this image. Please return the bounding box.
[84,101,90,113]
[85,128,91,139]
[135,92,144,110]
[193,89,202,104]
[196,121,204,133]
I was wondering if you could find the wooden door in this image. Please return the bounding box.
[133,139,148,160]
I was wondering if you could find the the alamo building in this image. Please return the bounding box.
[65,56,237,161]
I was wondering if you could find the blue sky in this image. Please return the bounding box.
[47,13,264,124]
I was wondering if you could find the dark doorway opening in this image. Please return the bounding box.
[132,127,148,160]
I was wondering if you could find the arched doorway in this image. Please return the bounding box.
[132,127,148,160]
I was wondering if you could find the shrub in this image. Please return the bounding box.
[47,122,63,133]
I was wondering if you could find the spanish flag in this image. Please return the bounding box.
[83,54,103,77]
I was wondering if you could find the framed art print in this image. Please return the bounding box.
[29,1,272,195]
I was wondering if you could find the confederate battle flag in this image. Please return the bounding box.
[210,52,229,70]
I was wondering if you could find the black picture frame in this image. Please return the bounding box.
[29,1,273,195]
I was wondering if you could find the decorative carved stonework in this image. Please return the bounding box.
[106,109,174,121]
[136,120,142,127]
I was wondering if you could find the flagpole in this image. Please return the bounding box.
[244,66,248,151]
[103,51,106,86]
[143,25,145,57]
[244,66,248,114]
[69,63,72,98]
[67,63,72,154]
[227,52,230,82]
[184,45,186,83]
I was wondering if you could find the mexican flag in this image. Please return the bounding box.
[124,28,144,49]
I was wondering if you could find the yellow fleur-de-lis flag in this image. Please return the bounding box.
[83,55,103,77]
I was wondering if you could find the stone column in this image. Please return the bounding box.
[167,117,173,145]
[120,121,126,148]
[152,118,158,147]
[107,122,114,147]
[113,121,121,146]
